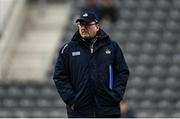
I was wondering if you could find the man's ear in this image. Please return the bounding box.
[96,24,100,30]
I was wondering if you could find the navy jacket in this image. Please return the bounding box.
[53,29,129,117]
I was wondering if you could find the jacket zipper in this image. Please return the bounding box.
[90,38,97,54]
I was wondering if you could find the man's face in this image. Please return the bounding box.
[78,21,100,39]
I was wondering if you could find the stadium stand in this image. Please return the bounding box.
[0,0,179,117]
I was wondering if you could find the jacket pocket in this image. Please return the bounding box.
[97,83,120,106]
[97,64,123,106]
[97,71,120,106]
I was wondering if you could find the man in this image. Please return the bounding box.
[53,11,129,118]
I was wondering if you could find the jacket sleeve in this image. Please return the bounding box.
[53,45,75,106]
[113,43,130,101]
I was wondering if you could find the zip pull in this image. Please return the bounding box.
[91,46,93,53]
[90,38,97,54]
[90,44,94,54]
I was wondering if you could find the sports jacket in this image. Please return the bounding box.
[53,29,129,117]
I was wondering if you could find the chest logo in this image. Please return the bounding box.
[72,51,80,56]
[83,13,88,17]
[105,49,111,54]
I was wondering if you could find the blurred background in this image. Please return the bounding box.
[0,0,180,117]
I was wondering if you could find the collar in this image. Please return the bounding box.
[71,29,111,51]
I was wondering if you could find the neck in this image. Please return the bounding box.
[82,37,97,45]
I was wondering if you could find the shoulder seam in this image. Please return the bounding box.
[61,44,68,54]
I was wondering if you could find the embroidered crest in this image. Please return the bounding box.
[105,49,111,54]
[83,13,88,17]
